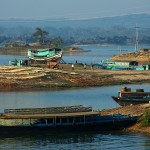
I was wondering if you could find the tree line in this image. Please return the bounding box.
[0,27,150,47]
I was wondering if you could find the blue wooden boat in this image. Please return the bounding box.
[0,105,137,133]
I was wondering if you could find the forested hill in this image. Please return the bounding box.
[0,14,150,45]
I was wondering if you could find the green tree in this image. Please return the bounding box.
[51,36,63,48]
[32,28,49,44]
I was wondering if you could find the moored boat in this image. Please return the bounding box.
[0,105,137,133]
[112,86,150,106]
[99,59,150,70]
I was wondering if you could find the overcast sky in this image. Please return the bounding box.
[0,0,150,19]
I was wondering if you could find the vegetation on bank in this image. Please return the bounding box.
[140,110,150,127]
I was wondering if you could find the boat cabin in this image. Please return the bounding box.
[118,86,150,98]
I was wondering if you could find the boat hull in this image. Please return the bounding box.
[29,51,62,61]
[0,118,137,136]
[112,96,150,106]
[0,105,137,136]
[28,48,63,64]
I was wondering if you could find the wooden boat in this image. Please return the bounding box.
[27,48,63,64]
[0,105,137,134]
[112,86,150,106]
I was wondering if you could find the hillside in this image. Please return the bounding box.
[110,49,150,64]
[0,14,150,37]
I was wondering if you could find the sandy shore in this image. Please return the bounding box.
[111,50,150,64]
[0,64,150,90]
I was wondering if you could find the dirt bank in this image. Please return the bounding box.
[100,104,150,134]
[0,64,150,90]
[110,50,150,64]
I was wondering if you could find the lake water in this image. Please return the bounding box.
[0,45,150,149]
[1,44,150,65]
[63,45,150,64]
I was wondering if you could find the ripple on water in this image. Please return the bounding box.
[0,132,150,150]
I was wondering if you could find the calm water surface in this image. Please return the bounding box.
[0,45,150,149]
[0,132,150,150]
[1,45,150,65]
[0,84,150,149]
[0,84,150,112]
[63,45,150,64]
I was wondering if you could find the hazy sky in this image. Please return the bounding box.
[0,0,150,19]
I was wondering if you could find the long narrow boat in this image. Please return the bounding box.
[0,105,137,134]
[112,86,150,106]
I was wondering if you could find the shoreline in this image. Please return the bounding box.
[0,46,89,56]
[0,64,150,90]
[111,49,150,64]
[100,103,150,135]
[0,64,150,91]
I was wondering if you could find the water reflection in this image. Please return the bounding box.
[0,131,150,150]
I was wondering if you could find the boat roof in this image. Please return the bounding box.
[0,111,100,119]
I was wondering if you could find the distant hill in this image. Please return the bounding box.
[0,13,150,28]
[0,14,150,45]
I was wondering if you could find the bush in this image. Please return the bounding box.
[140,110,150,127]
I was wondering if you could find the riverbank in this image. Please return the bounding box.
[100,103,150,134]
[111,49,150,64]
[0,64,150,90]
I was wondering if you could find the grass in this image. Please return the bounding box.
[140,110,150,127]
